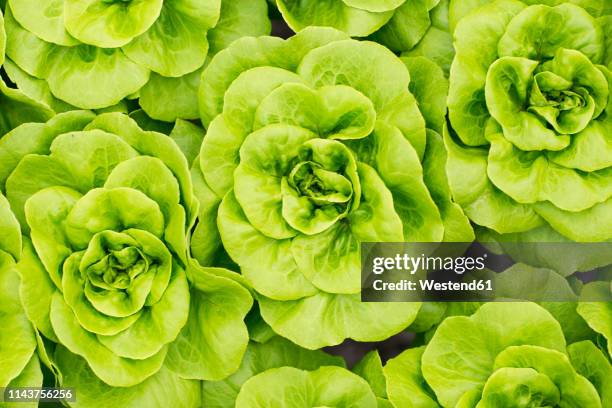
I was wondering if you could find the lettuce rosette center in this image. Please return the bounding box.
[236,123,363,238]
[486,47,608,151]
[70,227,175,319]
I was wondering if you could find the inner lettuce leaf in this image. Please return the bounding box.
[2,0,270,122]
[194,26,474,349]
[446,0,611,264]
[0,111,253,405]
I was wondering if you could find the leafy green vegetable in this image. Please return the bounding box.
[202,336,346,406]
[275,0,454,72]
[194,26,473,349]
[236,366,377,407]
[0,10,55,134]
[2,0,270,121]
[0,193,42,408]
[1,1,609,406]
[203,336,382,407]
[568,340,612,406]
[0,112,252,404]
[577,281,612,357]
[385,303,606,407]
[353,350,394,407]
[446,1,611,246]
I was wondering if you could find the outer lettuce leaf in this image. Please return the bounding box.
[0,78,54,136]
[353,350,394,407]
[3,0,270,117]
[258,292,420,350]
[56,347,201,408]
[0,8,5,64]
[235,366,377,407]
[0,193,43,402]
[567,341,612,406]
[202,336,345,407]
[384,347,440,408]
[275,0,454,72]
[208,0,272,54]
[577,281,612,357]
[275,0,395,37]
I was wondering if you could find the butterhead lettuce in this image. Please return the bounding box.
[1,0,270,122]
[0,112,252,405]
[384,302,610,407]
[446,0,611,244]
[192,26,476,349]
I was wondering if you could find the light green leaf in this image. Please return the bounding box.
[422,302,566,407]
[384,347,440,408]
[64,0,163,48]
[0,250,38,388]
[487,134,612,212]
[202,336,345,407]
[353,350,388,400]
[0,79,54,137]
[16,238,58,342]
[50,292,168,387]
[139,69,202,122]
[443,126,544,234]
[448,0,525,146]
[56,347,200,408]
[298,39,410,113]
[218,191,317,300]
[8,0,78,46]
[370,0,436,52]
[0,9,5,65]
[350,123,443,241]
[208,0,271,54]
[422,130,474,242]
[235,366,377,407]
[402,56,448,134]
[190,165,222,266]
[291,222,361,294]
[568,341,612,406]
[199,36,289,126]
[489,345,602,407]
[46,45,150,109]
[577,282,612,357]
[168,120,204,167]
[123,0,220,77]
[497,3,604,63]
[348,163,404,243]
[3,59,76,113]
[276,0,394,37]
[166,265,252,381]
[259,291,420,349]
[95,267,190,360]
